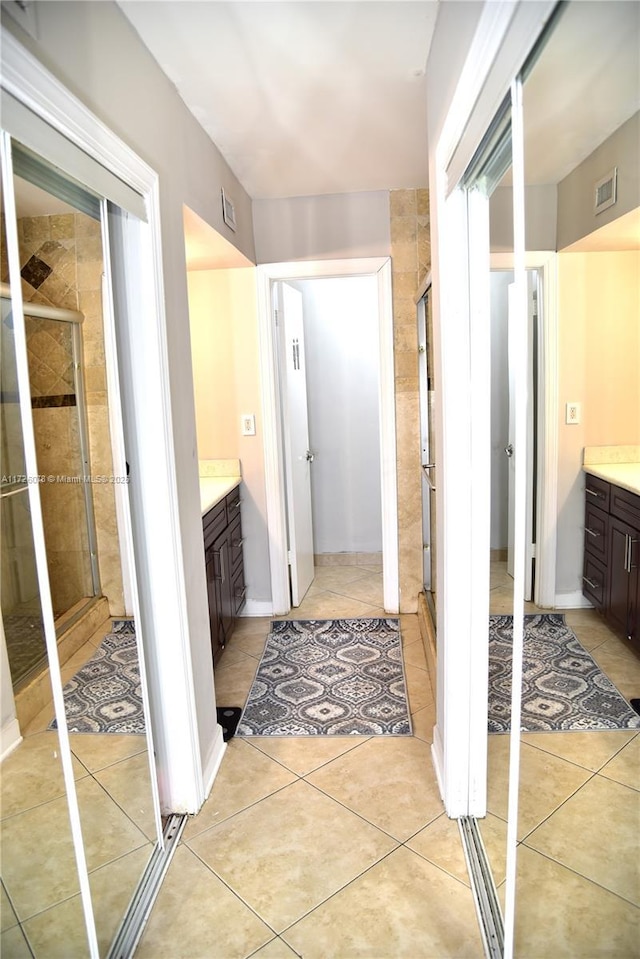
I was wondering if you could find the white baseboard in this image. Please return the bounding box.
[201,724,226,804]
[1,718,22,761]
[239,600,274,617]
[431,724,445,804]
[554,591,593,610]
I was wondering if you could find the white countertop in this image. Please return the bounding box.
[583,462,640,497]
[200,476,241,516]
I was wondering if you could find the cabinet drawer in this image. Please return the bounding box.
[226,487,242,520]
[232,566,246,615]
[583,554,607,610]
[610,484,640,530]
[229,515,244,574]
[203,499,227,547]
[584,474,610,513]
[584,503,609,564]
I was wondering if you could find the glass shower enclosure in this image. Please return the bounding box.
[0,280,100,688]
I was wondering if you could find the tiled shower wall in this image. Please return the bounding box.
[3,211,125,616]
[390,189,431,613]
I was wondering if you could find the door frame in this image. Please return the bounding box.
[256,258,398,615]
[0,28,211,814]
[491,251,558,609]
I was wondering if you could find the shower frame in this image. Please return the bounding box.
[0,281,102,642]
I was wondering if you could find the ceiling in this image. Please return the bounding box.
[118,0,438,199]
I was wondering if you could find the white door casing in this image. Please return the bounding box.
[277,282,315,606]
[257,258,398,617]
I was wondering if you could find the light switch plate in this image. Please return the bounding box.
[241,414,256,436]
[565,402,581,425]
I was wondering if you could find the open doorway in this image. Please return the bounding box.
[275,275,383,610]
[257,258,398,616]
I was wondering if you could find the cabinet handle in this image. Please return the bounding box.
[582,575,600,590]
[630,538,638,571]
[230,499,241,512]
[585,488,604,500]
[584,527,600,538]
[232,537,245,549]
[220,548,225,585]
[625,535,638,573]
[235,585,247,599]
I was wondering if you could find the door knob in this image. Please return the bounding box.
[306,450,315,462]
[504,444,514,458]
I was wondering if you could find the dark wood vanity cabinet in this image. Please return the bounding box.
[203,486,246,667]
[583,474,640,652]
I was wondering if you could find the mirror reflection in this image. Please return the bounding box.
[511,3,640,953]
[1,146,159,955]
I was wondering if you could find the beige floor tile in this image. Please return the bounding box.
[88,844,156,952]
[410,702,436,743]
[589,638,640,702]
[68,731,147,773]
[600,732,640,790]
[93,750,158,841]
[306,736,443,841]
[331,574,384,608]
[520,729,639,773]
[282,845,482,958]
[406,812,470,886]
[1,924,33,958]
[282,591,381,620]
[512,845,639,958]
[234,616,272,637]
[213,657,260,708]
[404,663,433,711]
[525,774,640,904]
[0,730,88,819]
[216,643,256,669]
[182,738,297,840]
[249,734,366,776]
[231,630,269,660]
[1,883,18,933]
[312,566,371,591]
[187,779,396,932]
[479,814,509,888]
[250,937,302,958]
[136,845,274,959]
[402,639,428,671]
[488,737,591,838]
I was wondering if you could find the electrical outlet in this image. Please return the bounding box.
[565,402,581,425]
[241,414,256,436]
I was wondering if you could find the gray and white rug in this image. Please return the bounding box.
[50,620,145,734]
[489,613,640,733]
[238,618,412,736]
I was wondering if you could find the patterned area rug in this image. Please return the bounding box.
[489,613,640,733]
[50,620,145,734]
[238,618,411,736]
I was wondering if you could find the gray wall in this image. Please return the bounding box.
[2,0,256,780]
[490,185,558,252]
[253,191,391,263]
[557,112,640,250]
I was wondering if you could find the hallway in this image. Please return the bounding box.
[136,560,482,958]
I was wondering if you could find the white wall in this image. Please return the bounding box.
[188,268,272,606]
[253,191,391,264]
[295,276,382,555]
[2,0,256,792]
[555,248,640,600]
[490,271,511,550]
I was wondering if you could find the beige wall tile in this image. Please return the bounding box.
[390,189,417,217]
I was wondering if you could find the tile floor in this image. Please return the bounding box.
[3,559,639,957]
[1,621,157,958]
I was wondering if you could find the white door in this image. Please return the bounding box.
[278,282,315,606]
[506,274,537,600]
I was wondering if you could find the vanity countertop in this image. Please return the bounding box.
[199,459,241,516]
[200,476,241,516]
[583,445,640,497]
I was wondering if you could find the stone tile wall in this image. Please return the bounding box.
[2,212,125,616]
[390,189,431,613]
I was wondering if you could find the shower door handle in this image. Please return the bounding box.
[504,444,514,458]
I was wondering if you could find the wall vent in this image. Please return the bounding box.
[594,167,617,214]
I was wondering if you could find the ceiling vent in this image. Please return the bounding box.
[594,167,617,214]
